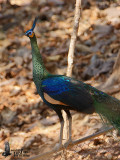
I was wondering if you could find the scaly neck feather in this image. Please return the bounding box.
[29,34,49,84]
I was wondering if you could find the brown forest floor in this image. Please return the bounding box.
[0,0,120,159]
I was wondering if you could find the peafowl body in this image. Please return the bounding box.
[25,18,120,148]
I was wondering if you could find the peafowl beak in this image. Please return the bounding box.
[25,32,29,37]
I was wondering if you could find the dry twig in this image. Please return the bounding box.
[67,0,82,77]
[99,50,120,91]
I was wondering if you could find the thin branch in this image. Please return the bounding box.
[27,127,114,160]
[98,50,120,90]
[113,49,120,71]
[67,0,82,77]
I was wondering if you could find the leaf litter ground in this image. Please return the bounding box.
[0,0,120,159]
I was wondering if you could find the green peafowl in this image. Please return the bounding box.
[25,18,120,149]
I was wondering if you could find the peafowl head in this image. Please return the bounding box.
[25,17,37,38]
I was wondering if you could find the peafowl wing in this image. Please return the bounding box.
[42,75,94,114]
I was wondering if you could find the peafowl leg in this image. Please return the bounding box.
[59,118,64,147]
[54,110,64,150]
[64,110,73,147]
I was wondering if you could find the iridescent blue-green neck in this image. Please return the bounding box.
[29,34,49,84]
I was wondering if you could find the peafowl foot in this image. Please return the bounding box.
[54,142,63,151]
[64,139,73,148]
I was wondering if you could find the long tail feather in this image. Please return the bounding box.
[88,86,120,133]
